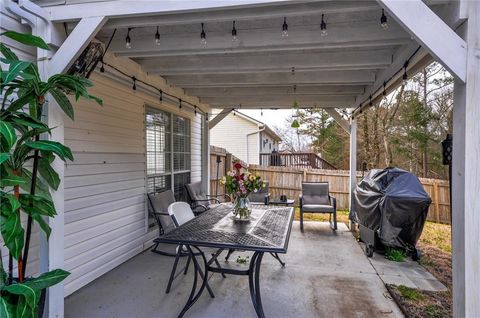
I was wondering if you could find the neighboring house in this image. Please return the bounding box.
[210,111,282,164]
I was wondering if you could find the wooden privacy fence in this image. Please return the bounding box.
[248,165,451,225]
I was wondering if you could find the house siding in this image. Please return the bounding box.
[0,6,41,278]
[210,113,260,164]
[63,72,205,296]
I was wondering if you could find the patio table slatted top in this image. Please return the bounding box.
[154,204,295,253]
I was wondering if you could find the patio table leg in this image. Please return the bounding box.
[248,252,266,318]
[269,252,285,267]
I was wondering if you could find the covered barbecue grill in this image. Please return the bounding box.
[351,167,432,258]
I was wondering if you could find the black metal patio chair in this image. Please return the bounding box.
[185,181,229,214]
[248,181,270,205]
[147,190,177,256]
[299,182,337,231]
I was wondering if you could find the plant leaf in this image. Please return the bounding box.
[11,113,48,130]
[4,282,40,313]
[25,141,73,162]
[0,42,18,61]
[50,88,74,120]
[24,269,70,290]
[31,212,51,239]
[19,168,52,201]
[16,296,34,318]
[0,153,10,165]
[7,89,35,112]
[0,172,24,188]
[38,158,60,190]
[0,121,17,151]
[1,31,50,50]
[4,60,31,84]
[0,212,24,259]
[19,194,56,217]
[0,296,15,318]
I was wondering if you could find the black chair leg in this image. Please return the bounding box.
[213,256,227,278]
[333,210,337,230]
[166,247,182,294]
[300,209,304,231]
[184,255,191,275]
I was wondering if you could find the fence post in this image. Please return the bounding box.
[433,181,440,223]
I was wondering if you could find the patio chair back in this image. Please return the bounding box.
[168,202,195,227]
[185,181,208,202]
[248,181,269,204]
[301,182,330,205]
[147,190,176,234]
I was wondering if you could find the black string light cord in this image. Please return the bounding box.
[100,60,208,119]
[352,45,422,118]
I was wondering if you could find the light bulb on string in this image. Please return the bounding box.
[132,77,137,91]
[231,21,238,42]
[261,108,263,116]
[205,113,209,122]
[402,62,408,85]
[159,90,163,102]
[100,59,105,73]
[179,98,182,110]
[380,9,389,30]
[382,81,387,102]
[194,106,197,115]
[282,17,288,37]
[200,23,207,47]
[125,28,132,49]
[155,26,160,46]
[320,14,328,37]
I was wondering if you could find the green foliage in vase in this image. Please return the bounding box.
[1,30,102,317]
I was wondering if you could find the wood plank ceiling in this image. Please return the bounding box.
[90,0,419,110]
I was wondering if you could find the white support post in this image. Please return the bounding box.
[378,0,467,82]
[48,16,106,75]
[324,108,350,133]
[452,2,480,317]
[202,114,211,194]
[348,118,357,216]
[34,15,106,318]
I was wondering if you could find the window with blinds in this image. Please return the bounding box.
[145,107,191,202]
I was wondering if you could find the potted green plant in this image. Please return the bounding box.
[1,30,101,317]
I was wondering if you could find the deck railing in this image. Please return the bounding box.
[259,152,337,170]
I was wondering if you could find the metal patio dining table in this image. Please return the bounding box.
[154,203,294,318]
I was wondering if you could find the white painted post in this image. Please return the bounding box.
[452,2,480,317]
[349,118,357,216]
[202,113,211,194]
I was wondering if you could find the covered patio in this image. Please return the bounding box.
[65,222,404,318]
[2,0,478,317]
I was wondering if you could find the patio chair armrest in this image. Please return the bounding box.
[152,211,169,216]
[192,204,209,215]
[195,198,221,204]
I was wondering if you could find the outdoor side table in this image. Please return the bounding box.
[269,199,295,206]
[154,203,294,318]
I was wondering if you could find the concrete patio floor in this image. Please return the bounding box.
[65,221,404,318]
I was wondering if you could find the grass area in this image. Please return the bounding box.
[293,209,350,224]
[418,222,451,253]
[397,285,423,301]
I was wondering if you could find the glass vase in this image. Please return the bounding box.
[233,196,252,221]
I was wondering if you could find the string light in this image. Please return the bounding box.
[100,59,105,73]
[99,61,207,116]
[231,21,238,42]
[125,28,132,49]
[382,81,387,101]
[179,98,182,110]
[205,113,209,122]
[200,23,207,47]
[282,17,288,37]
[261,108,263,116]
[155,26,160,46]
[320,14,328,37]
[233,109,236,116]
[194,105,197,115]
[380,9,389,30]
[369,95,372,107]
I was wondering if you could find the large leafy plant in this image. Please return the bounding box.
[1,31,101,317]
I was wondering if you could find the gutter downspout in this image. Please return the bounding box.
[246,125,265,165]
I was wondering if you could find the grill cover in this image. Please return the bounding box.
[351,167,432,250]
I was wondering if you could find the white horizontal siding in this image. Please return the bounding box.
[210,113,259,163]
[63,71,206,296]
[0,8,40,278]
